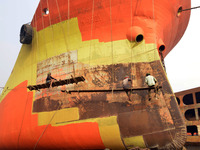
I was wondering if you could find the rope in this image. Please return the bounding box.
[67,0,70,50]
[130,0,134,90]
[130,0,140,93]
[30,27,33,86]
[33,102,62,150]
[159,51,166,71]
[151,0,174,145]
[55,0,73,85]
[67,0,72,90]
[39,1,48,82]
[181,6,200,12]
[109,0,114,100]
[152,0,157,64]
[17,92,30,149]
[55,0,69,52]
[0,87,3,95]
[0,88,3,95]
[34,6,41,84]
[89,0,95,67]
[47,0,60,81]
[0,86,27,98]
[3,86,28,91]
[55,0,72,122]
[31,6,39,87]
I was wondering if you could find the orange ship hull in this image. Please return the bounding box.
[0,0,191,149]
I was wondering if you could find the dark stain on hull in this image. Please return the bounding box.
[33,96,61,112]
[32,60,186,149]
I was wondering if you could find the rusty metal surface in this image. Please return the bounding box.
[33,96,61,112]
[117,109,174,136]
[143,130,175,148]
[31,51,186,149]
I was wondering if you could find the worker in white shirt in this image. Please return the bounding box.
[122,75,132,101]
[145,73,158,100]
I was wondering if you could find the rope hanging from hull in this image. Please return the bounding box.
[33,1,72,148]
[159,51,166,71]
[181,6,200,12]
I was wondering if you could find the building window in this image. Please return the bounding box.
[195,92,200,103]
[187,125,198,136]
[198,108,200,120]
[183,93,194,105]
[176,97,180,105]
[185,109,196,121]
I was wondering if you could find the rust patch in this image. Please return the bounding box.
[33,96,61,112]
[33,57,178,117]
[143,130,176,149]
[32,52,186,149]
[117,109,173,137]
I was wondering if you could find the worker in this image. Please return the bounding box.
[46,72,57,88]
[145,73,158,100]
[122,75,132,101]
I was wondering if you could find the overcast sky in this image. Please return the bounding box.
[165,1,200,92]
[0,0,200,93]
[0,0,40,91]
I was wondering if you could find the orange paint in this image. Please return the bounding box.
[0,0,191,149]
[32,0,190,57]
[0,81,105,149]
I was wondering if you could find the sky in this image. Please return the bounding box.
[0,0,40,92]
[0,0,200,93]
[165,1,200,92]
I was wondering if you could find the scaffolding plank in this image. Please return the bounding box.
[27,76,85,91]
[61,86,162,93]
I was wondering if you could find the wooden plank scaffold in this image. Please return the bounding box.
[27,76,85,91]
[61,86,162,94]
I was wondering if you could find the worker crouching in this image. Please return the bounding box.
[145,73,158,101]
[122,75,132,101]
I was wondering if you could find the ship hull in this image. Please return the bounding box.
[0,0,191,149]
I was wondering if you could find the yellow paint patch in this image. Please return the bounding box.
[98,116,126,150]
[78,39,159,66]
[0,17,160,107]
[123,136,146,149]
[38,107,79,126]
